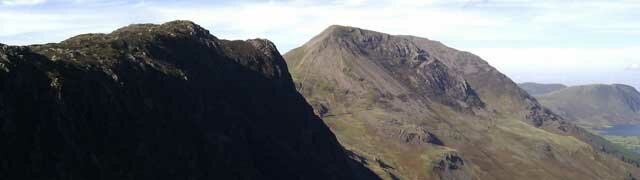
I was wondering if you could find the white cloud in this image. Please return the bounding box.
[0,1,151,44]
[0,0,638,89]
[468,47,640,72]
[467,47,640,88]
[1,0,638,49]
[0,0,46,6]
[145,0,517,52]
[333,0,369,6]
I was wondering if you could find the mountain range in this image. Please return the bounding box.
[0,21,639,180]
[520,83,640,129]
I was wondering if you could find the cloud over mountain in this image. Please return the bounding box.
[0,0,46,6]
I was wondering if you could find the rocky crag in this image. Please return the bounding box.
[0,21,377,180]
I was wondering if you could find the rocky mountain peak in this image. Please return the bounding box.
[318,25,367,38]
[310,25,393,50]
[28,20,295,84]
[285,25,640,180]
[0,21,377,180]
[113,20,212,38]
[58,20,215,50]
[288,24,485,114]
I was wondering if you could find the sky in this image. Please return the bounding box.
[1,0,639,89]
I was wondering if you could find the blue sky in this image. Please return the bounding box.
[1,0,639,88]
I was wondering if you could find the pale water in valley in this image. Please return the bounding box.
[601,124,640,136]
[600,124,640,153]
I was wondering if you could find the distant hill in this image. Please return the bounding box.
[531,84,640,128]
[518,82,567,96]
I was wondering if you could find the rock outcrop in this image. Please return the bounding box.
[0,21,377,180]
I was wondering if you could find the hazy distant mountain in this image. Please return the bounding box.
[518,82,567,96]
[285,25,640,180]
[536,84,640,128]
[0,21,376,180]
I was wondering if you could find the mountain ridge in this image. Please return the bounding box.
[518,82,568,96]
[3,21,639,180]
[524,83,640,128]
[285,25,640,180]
[0,21,378,180]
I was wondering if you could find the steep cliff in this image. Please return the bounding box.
[0,21,376,180]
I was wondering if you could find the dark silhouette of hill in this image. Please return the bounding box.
[0,21,378,180]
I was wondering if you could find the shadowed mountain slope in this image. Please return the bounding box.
[519,82,568,96]
[536,84,640,128]
[0,21,378,180]
[285,25,640,180]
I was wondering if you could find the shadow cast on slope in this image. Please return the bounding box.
[0,32,379,180]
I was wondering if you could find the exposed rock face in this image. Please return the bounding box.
[433,153,473,180]
[534,84,640,128]
[285,25,640,180]
[0,21,377,180]
[409,59,484,110]
[525,102,563,127]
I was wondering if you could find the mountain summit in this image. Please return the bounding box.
[0,21,376,180]
[285,25,640,180]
